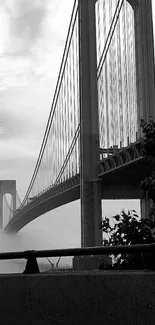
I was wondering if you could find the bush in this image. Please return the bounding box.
[140,119,155,159]
[99,210,155,270]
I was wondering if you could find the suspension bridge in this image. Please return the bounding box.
[0,0,155,247]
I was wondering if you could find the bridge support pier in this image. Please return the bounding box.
[133,0,155,133]
[0,181,16,229]
[140,192,152,219]
[79,0,102,247]
[133,0,155,216]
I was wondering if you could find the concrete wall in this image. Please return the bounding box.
[0,272,155,325]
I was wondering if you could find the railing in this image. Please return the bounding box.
[0,243,155,274]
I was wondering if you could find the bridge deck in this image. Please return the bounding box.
[5,142,154,232]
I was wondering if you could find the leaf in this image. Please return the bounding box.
[113,214,120,221]
[103,239,109,246]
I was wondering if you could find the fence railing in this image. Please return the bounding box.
[0,243,155,274]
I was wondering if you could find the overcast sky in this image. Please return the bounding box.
[1,0,151,258]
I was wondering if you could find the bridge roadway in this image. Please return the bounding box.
[5,141,154,232]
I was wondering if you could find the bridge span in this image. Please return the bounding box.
[1,0,155,246]
[5,141,154,233]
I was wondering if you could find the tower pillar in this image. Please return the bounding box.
[128,0,155,217]
[78,0,102,247]
[133,0,155,133]
[0,181,16,229]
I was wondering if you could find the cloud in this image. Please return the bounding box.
[0,0,74,91]
[0,0,44,89]
[0,109,28,139]
[0,5,10,55]
[0,56,32,90]
[0,0,75,183]
[8,3,48,52]
[2,0,49,52]
[0,0,76,217]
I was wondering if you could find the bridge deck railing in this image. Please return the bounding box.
[0,243,155,274]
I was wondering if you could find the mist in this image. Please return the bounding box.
[0,230,73,273]
[0,231,25,273]
[0,199,140,273]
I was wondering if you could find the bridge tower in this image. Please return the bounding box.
[0,181,16,229]
[79,0,155,247]
[79,0,102,247]
[130,0,155,217]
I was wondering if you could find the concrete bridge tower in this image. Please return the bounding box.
[0,181,16,229]
[130,0,155,218]
[79,0,155,247]
[79,0,102,247]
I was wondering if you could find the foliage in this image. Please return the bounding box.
[140,171,155,201]
[99,210,155,270]
[140,119,155,203]
[140,119,155,159]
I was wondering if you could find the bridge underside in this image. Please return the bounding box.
[5,185,80,233]
[4,155,154,233]
[100,157,154,200]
